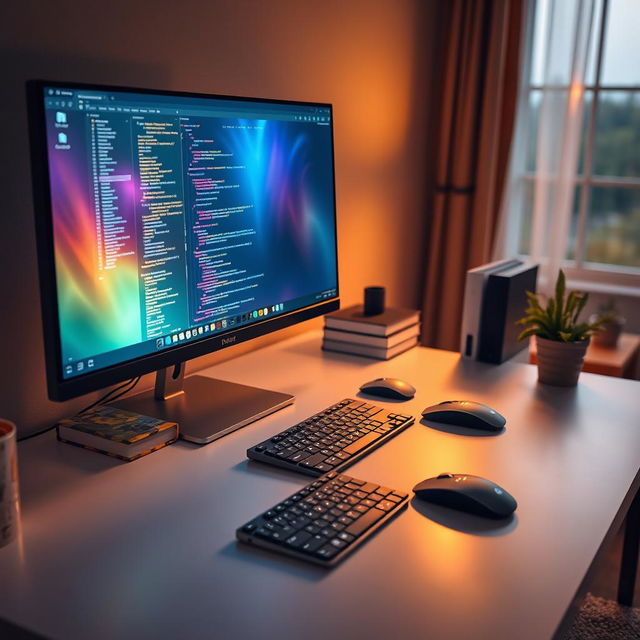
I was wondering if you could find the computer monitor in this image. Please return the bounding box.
[27,80,339,443]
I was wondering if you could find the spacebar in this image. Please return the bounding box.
[345,508,386,536]
[342,432,381,455]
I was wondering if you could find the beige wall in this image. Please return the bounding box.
[0,0,438,436]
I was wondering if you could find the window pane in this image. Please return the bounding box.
[585,187,640,267]
[546,2,579,85]
[584,0,603,86]
[530,0,551,85]
[601,0,640,85]
[525,91,542,172]
[577,90,593,176]
[592,91,640,177]
[566,184,582,261]
[518,178,534,254]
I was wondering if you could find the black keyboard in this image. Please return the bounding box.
[236,470,409,566]
[247,398,414,476]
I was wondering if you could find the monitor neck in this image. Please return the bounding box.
[155,363,185,401]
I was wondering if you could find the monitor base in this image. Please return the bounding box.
[115,375,294,444]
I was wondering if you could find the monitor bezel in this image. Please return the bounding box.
[27,79,339,402]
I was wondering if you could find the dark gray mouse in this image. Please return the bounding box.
[421,400,505,431]
[413,473,517,518]
[359,377,416,400]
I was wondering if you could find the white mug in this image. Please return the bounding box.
[0,419,19,547]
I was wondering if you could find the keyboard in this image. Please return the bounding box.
[247,398,414,476]
[236,470,409,566]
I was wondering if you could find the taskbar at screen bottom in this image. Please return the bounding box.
[61,288,337,380]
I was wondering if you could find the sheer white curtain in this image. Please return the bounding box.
[495,0,596,293]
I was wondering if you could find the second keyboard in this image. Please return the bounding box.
[247,398,414,476]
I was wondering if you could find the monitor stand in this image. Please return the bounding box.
[115,363,294,444]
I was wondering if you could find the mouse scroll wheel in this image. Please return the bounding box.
[437,473,454,479]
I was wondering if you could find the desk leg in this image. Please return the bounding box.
[618,487,640,606]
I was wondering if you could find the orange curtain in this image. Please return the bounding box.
[421,0,524,350]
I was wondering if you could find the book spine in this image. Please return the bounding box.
[322,337,417,360]
[323,317,388,336]
[57,430,178,462]
[323,324,419,348]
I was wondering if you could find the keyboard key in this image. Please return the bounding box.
[302,535,328,553]
[301,453,327,467]
[289,451,311,463]
[345,508,386,536]
[285,531,312,548]
[316,545,339,559]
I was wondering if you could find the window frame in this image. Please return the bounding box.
[511,0,640,293]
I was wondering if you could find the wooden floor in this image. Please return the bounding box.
[588,524,640,606]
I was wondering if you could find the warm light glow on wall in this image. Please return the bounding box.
[332,44,413,165]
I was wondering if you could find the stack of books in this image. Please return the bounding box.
[322,305,421,359]
[57,405,179,462]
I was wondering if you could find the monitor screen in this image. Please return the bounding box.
[28,81,339,400]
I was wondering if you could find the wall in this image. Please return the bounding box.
[0,0,438,435]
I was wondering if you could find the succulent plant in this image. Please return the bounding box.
[517,270,602,343]
[595,298,622,324]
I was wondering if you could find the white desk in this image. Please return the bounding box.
[1,331,639,640]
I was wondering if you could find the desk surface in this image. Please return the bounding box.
[2,331,640,640]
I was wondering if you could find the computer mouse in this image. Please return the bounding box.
[421,400,505,431]
[359,377,416,400]
[413,474,517,519]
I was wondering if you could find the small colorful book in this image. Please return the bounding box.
[57,405,179,462]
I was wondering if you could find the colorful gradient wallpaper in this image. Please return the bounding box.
[43,87,337,378]
[46,108,142,370]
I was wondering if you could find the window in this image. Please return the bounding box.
[503,0,640,293]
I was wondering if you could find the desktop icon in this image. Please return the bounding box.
[65,365,73,375]
[252,311,258,318]
[186,330,192,339]
[198,327,204,335]
[77,361,84,371]
[222,319,227,328]
[156,338,164,348]
[55,111,67,124]
[258,309,263,317]
[165,336,172,345]
[179,332,185,340]
[216,321,222,329]
[172,334,178,343]
[57,132,68,144]
[87,359,94,368]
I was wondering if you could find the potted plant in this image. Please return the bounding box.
[589,298,625,348]
[517,270,602,386]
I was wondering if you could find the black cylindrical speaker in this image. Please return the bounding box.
[364,286,385,316]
